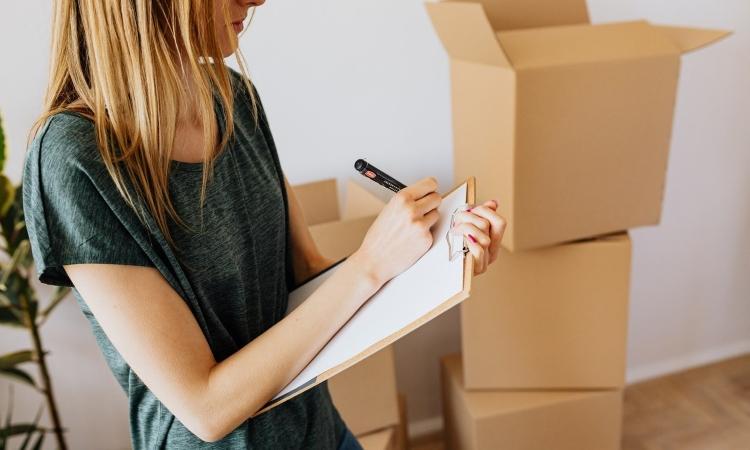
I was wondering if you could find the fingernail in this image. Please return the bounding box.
[468,234,477,243]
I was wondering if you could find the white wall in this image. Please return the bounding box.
[587,0,750,384]
[0,0,747,448]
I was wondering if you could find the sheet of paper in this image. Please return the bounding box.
[273,182,468,401]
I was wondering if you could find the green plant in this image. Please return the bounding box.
[0,112,69,450]
[0,387,45,450]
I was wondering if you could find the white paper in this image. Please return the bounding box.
[272,182,468,401]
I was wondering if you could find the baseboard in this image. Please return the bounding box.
[407,341,750,441]
[626,339,750,384]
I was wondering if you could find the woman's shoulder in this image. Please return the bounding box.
[23,111,113,206]
[28,110,100,166]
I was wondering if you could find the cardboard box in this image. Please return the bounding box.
[395,394,409,450]
[358,427,397,450]
[342,178,390,221]
[328,346,401,436]
[353,393,408,450]
[426,1,730,251]
[294,178,387,226]
[292,178,341,226]
[294,178,387,262]
[292,179,401,435]
[462,233,631,389]
[308,215,378,262]
[442,354,623,450]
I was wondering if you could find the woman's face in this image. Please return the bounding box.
[213,0,265,57]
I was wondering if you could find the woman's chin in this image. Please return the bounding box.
[218,36,239,58]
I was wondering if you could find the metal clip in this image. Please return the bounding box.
[446,203,472,262]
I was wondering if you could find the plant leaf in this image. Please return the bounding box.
[0,368,36,389]
[0,305,25,328]
[1,202,22,253]
[0,389,9,449]
[17,404,43,450]
[0,183,25,253]
[0,111,5,173]
[0,176,14,218]
[4,385,13,428]
[0,241,29,290]
[0,424,40,440]
[0,350,33,370]
[0,293,13,308]
[29,431,44,450]
[0,272,37,327]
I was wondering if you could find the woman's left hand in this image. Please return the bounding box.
[449,199,506,276]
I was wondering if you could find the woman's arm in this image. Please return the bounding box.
[63,177,442,442]
[64,257,377,442]
[282,174,336,284]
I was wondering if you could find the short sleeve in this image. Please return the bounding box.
[22,114,155,288]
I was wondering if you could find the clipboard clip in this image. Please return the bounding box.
[446,203,472,262]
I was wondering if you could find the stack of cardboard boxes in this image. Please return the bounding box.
[291,179,408,450]
[426,1,728,448]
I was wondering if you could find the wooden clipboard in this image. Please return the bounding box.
[254,177,475,415]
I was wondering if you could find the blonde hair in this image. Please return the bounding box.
[29,0,258,248]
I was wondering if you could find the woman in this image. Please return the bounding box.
[22,0,506,448]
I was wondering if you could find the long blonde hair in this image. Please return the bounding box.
[29,0,258,248]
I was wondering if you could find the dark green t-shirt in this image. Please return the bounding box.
[21,70,347,449]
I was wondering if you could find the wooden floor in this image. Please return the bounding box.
[410,354,750,450]
[622,354,750,450]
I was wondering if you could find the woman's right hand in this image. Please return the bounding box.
[351,176,442,287]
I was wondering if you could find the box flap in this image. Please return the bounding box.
[450,0,590,31]
[292,179,340,225]
[310,216,378,261]
[343,178,387,220]
[497,20,680,70]
[652,24,731,54]
[425,2,511,67]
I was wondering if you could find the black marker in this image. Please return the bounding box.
[354,159,407,193]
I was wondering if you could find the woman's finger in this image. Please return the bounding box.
[467,204,506,257]
[414,191,442,216]
[451,222,491,249]
[484,237,492,270]
[399,176,439,202]
[453,210,491,234]
[466,237,487,275]
[479,235,490,273]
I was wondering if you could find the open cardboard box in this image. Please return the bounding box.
[461,232,631,389]
[426,0,730,251]
[292,178,403,435]
[292,177,387,261]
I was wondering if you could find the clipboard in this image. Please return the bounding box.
[254,177,476,415]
